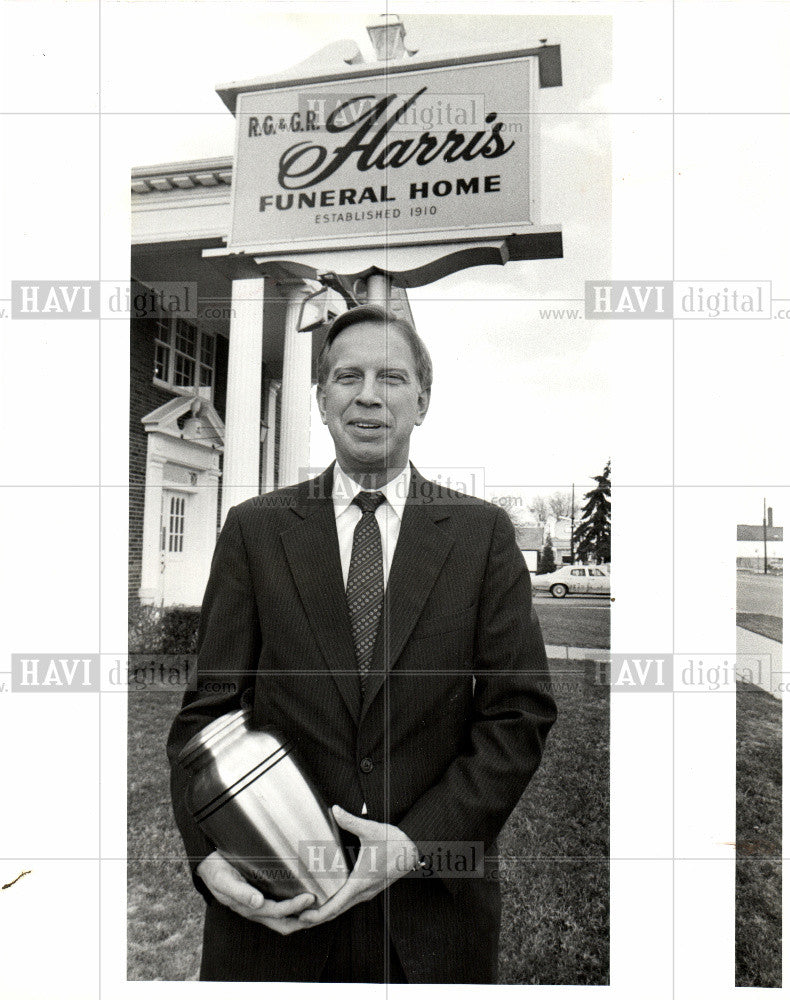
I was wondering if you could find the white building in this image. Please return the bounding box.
[130,156,415,608]
[737,517,783,571]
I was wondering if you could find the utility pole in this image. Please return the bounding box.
[763,497,768,575]
[570,482,575,565]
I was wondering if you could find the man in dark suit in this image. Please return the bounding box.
[167,304,556,983]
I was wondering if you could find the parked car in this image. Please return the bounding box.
[532,564,610,598]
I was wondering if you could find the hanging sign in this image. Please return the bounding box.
[227,55,543,254]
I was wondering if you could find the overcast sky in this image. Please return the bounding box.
[113,3,612,504]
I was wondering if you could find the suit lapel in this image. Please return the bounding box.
[279,465,361,722]
[360,468,453,719]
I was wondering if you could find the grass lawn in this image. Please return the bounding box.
[127,688,203,981]
[128,660,608,983]
[736,612,783,644]
[735,680,782,988]
[533,601,611,650]
[498,659,609,984]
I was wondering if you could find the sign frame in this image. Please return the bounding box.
[224,47,549,256]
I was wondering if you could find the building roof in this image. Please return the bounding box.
[515,523,543,551]
[737,524,783,542]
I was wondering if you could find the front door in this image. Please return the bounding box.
[160,489,191,605]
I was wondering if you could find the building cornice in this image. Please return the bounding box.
[131,156,232,195]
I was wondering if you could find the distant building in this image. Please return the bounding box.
[737,508,783,571]
[515,522,543,573]
[552,516,574,564]
[543,515,610,569]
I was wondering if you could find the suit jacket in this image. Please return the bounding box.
[166,463,556,983]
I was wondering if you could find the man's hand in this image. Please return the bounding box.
[196,851,315,935]
[295,805,420,929]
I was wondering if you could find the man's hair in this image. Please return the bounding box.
[315,304,433,393]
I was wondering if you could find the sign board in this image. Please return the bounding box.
[227,55,541,254]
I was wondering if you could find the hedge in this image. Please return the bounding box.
[128,604,201,654]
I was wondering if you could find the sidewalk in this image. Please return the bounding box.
[548,638,785,698]
[735,626,783,700]
[547,645,609,661]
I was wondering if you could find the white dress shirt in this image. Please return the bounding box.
[332,463,410,589]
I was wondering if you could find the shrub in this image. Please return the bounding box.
[128,604,201,654]
[537,539,557,575]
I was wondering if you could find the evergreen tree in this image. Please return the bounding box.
[538,536,557,575]
[572,460,611,564]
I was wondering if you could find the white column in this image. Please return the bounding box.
[260,380,279,493]
[221,277,265,522]
[194,465,222,603]
[278,283,314,487]
[139,452,166,605]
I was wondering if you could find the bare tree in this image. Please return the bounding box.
[497,501,527,536]
[548,490,581,521]
[527,495,551,528]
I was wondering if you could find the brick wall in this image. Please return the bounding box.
[213,335,228,421]
[129,314,174,611]
[130,293,273,609]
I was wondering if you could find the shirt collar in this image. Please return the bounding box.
[332,462,411,522]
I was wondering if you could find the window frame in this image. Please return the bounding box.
[167,494,186,553]
[153,315,216,401]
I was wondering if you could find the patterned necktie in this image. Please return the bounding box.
[346,491,387,692]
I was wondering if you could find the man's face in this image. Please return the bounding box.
[317,320,430,478]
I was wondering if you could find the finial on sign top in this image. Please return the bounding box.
[366,13,418,61]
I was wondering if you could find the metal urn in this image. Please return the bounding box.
[178,708,349,905]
